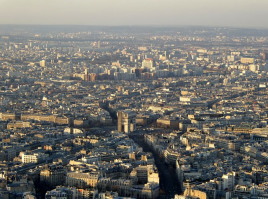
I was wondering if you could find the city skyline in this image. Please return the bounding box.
[0,0,268,28]
[1,22,268,198]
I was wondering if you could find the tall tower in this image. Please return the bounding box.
[117,111,123,132]
[84,68,89,81]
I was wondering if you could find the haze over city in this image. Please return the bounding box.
[0,0,268,28]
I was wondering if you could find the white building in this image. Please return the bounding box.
[222,172,235,191]
[142,59,154,69]
[22,152,49,164]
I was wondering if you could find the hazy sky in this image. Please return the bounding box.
[0,0,267,28]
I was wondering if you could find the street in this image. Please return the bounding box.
[129,131,182,199]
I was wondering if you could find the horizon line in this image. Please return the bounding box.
[0,24,268,30]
